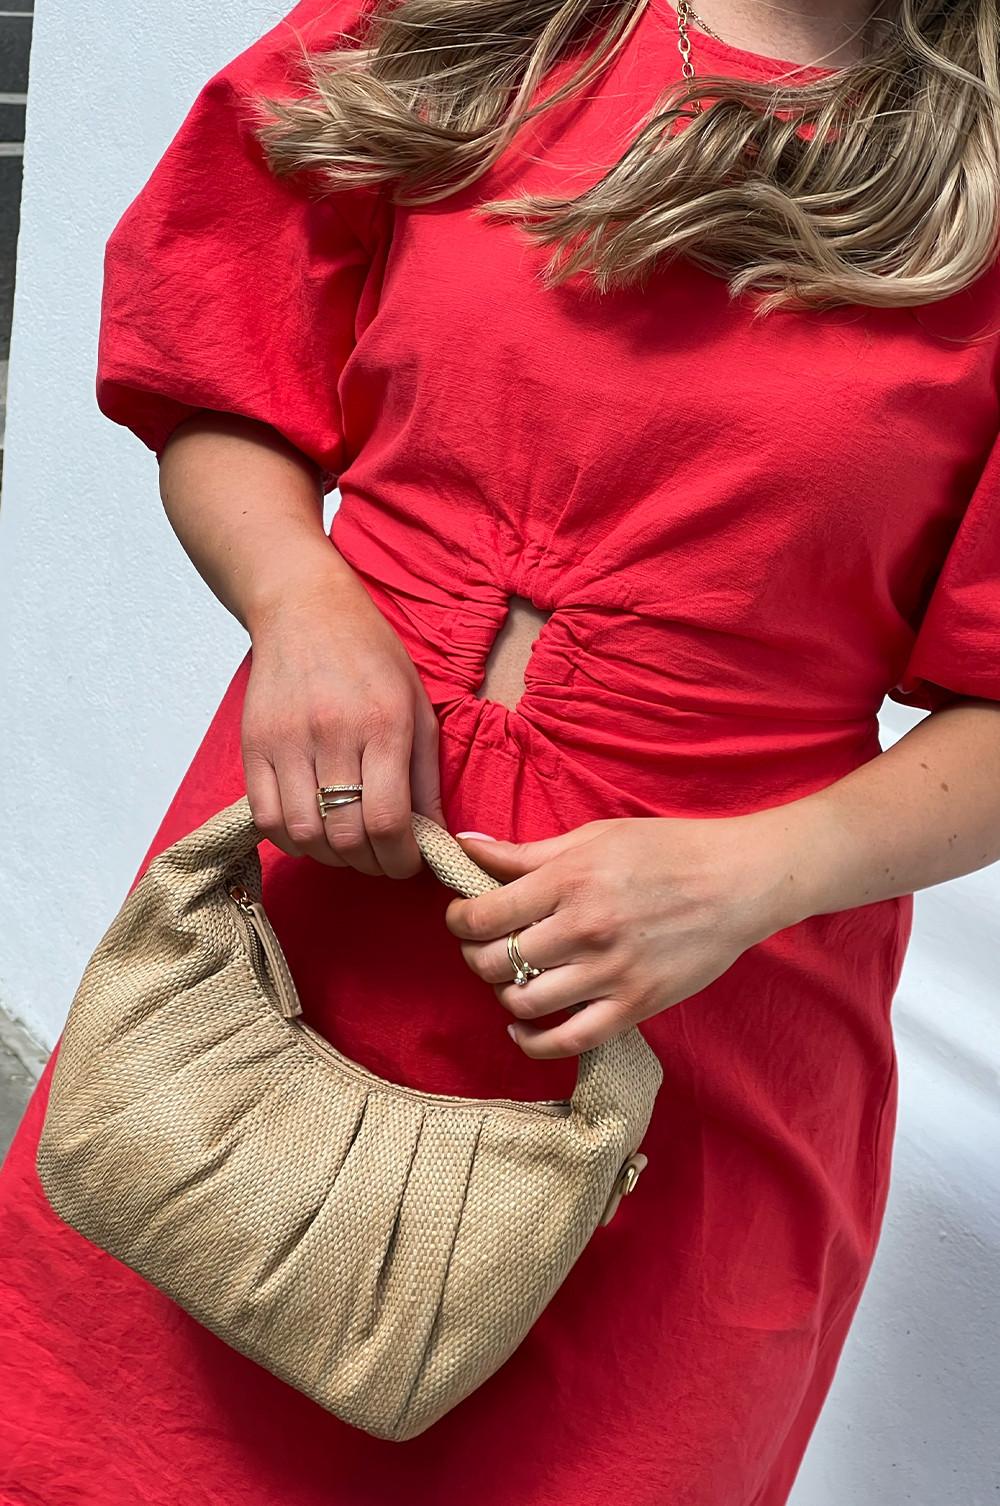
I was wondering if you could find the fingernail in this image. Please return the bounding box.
[506,1023,519,1041]
[456,831,497,841]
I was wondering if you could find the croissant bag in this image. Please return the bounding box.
[36,796,662,1441]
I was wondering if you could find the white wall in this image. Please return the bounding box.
[794,705,1000,1506]
[0,4,997,1500]
[0,0,261,1044]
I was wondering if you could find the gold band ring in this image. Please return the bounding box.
[506,928,544,987]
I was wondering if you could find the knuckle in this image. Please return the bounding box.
[249,805,282,838]
[555,868,589,909]
[557,1027,591,1057]
[504,988,542,1020]
[382,849,423,880]
[461,900,491,938]
[580,908,617,948]
[460,942,488,978]
[305,702,341,739]
[257,822,288,850]
[488,951,518,985]
[364,806,409,841]
[266,722,308,755]
[591,855,628,892]
[607,994,636,1024]
[242,738,274,766]
[329,826,369,855]
[357,704,406,745]
[285,820,319,847]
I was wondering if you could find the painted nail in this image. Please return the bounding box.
[455,831,497,840]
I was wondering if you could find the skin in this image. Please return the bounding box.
[160,415,446,881]
[159,0,1000,1062]
[673,0,879,68]
[448,709,1000,1058]
[160,411,1000,1062]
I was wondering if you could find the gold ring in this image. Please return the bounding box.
[506,928,544,987]
[316,784,363,817]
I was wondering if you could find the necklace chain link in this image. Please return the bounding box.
[675,1,726,84]
[682,2,725,45]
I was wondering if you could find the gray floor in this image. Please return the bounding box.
[0,1009,45,1158]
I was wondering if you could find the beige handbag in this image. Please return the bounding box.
[37,797,662,1441]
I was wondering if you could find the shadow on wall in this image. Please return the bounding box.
[0,0,32,492]
[0,1010,43,1159]
[791,860,1000,1506]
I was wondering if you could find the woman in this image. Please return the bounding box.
[2,0,999,1500]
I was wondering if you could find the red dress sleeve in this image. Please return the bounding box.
[95,0,380,492]
[889,436,1000,712]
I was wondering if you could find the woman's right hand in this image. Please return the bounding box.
[241,571,445,879]
[156,413,441,877]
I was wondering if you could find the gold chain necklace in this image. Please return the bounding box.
[682,2,726,43]
[674,0,725,83]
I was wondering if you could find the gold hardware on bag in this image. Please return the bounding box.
[620,1161,642,1196]
[598,1152,649,1227]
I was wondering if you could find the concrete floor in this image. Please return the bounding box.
[0,1009,45,1159]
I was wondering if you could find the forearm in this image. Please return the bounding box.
[754,697,1000,931]
[157,412,368,633]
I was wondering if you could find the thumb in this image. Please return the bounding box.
[454,826,594,878]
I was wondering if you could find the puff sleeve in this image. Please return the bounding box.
[95,0,380,491]
[889,438,1000,712]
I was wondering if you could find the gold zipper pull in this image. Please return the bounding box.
[228,885,303,1021]
[598,1151,649,1227]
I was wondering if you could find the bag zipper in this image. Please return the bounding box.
[225,882,571,1120]
[228,885,302,1020]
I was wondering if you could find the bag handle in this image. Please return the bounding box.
[213,798,661,1131]
[409,812,506,900]
[407,813,661,1128]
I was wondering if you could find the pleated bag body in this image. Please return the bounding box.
[36,798,662,1441]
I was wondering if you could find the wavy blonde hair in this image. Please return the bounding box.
[254,0,1000,313]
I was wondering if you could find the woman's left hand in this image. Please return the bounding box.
[445,815,812,1058]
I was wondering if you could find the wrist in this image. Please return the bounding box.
[242,545,368,640]
[735,796,843,941]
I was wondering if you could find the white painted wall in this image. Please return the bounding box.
[0,0,260,1044]
[0,3,997,1499]
[794,706,1000,1506]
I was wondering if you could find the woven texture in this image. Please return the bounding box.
[36,797,662,1441]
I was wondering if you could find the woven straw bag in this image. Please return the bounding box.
[37,797,662,1441]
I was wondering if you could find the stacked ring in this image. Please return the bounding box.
[316,783,364,817]
[506,928,545,987]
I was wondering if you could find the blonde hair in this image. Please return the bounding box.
[254,0,1000,313]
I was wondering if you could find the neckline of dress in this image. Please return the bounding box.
[645,0,841,82]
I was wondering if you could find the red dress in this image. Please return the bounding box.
[3,3,1000,1502]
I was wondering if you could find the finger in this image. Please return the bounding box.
[499,963,611,1022]
[507,998,633,1059]
[271,748,330,859]
[244,752,298,855]
[314,755,382,877]
[358,728,423,880]
[454,825,603,879]
[444,866,563,942]
[458,912,569,985]
[409,702,447,829]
